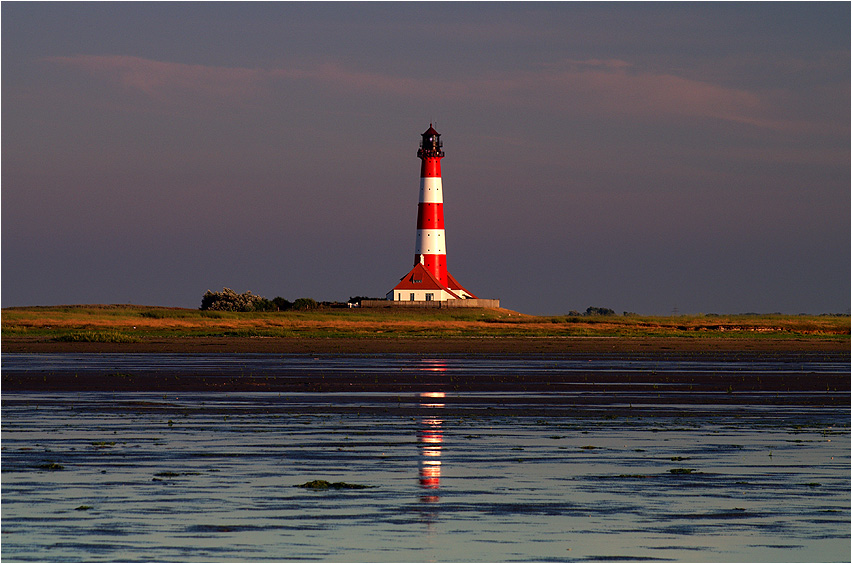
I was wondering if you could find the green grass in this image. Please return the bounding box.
[2,304,848,342]
[54,330,140,343]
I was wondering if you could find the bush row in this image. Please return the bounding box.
[565,307,617,317]
[200,288,318,312]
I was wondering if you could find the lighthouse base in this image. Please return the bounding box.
[385,263,478,303]
[362,299,500,309]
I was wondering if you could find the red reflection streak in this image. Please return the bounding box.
[419,360,448,373]
[419,391,444,503]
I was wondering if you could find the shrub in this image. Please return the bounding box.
[201,288,268,312]
[585,306,616,316]
[292,298,318,311]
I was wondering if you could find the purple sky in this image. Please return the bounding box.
[2,2,849,315]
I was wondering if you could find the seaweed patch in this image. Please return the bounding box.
[295,480,373,490]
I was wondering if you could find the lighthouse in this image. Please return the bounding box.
[386,125,477,303]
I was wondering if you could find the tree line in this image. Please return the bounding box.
[201,290,629,316]
[200,288,382,312]
[200,288,317,312]
[566,306,618,316]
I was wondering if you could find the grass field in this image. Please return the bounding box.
[2,304,849,343]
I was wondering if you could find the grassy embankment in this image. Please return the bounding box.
[2,304,849,344]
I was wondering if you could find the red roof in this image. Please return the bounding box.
[423,124,439,136]
[446,271,477,299]
[391,263,477,299]
[392,263,458,296]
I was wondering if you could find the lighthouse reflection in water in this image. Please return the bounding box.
[418,360,446,510]
[419,393,444,503]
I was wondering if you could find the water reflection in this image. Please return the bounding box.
[417,358,448,373]
[418,392,445,511]
[2,383,847,562]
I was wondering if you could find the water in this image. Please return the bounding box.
[2,353,849,562]
[3,351,848,377]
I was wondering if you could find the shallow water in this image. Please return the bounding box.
[3,351,848,377]
[2,354,849,562]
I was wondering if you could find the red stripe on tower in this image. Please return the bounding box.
[415,203,445,230]
[415,124,448,286]
[420,150,442,178]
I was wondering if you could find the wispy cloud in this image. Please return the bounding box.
[44,55,270,102]
[45,54,827,134]
[530,59,763,124]
[272,57,770,128]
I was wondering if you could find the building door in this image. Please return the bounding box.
[410,293,415,301]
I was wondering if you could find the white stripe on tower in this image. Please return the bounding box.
[418,177,443,203]
[415,229,446,254]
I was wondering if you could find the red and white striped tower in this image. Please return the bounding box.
[415,125,448,286]
[387,125,477,302]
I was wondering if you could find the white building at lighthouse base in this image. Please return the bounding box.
[385,263,476,302]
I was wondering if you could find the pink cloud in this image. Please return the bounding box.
[563,58,633,70]
[44,55,270,102]
[288,57,772,129]
[44,54,823,135]
[525,59,763,124]
[269,62,470,100]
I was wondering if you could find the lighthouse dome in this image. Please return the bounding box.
[419,124,443,157]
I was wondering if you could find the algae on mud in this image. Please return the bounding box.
[295,480,373,490]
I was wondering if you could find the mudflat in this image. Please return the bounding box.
[3,305,848,393]
[4,336,849,395]
[4,309,849,563]
[3,334,849,354]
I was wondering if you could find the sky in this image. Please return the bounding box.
[2,2,849,316]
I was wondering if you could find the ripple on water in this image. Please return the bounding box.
[2,353,849,562]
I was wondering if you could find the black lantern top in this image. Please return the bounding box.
[417,124,444,158]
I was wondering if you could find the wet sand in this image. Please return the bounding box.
[3,386,848,562]
[4,334,848,355]
[4,340,848,396]
[4,347,848,561]
[5,370,849,402]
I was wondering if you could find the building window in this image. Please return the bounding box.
[425,293,433,301]
[410,293,415,301]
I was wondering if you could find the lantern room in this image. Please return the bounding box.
[417,125,444,158]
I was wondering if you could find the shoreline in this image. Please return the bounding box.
[4,335,848,394]
[3,335,849,354]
